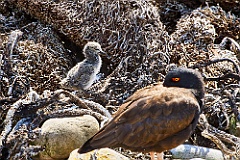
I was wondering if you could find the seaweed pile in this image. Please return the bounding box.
[0,0,240,159]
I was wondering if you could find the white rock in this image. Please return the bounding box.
[34,115,99,159]
[68,148,130,160]
[170,144,224,160]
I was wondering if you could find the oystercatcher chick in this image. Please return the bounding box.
[60,41,106,91]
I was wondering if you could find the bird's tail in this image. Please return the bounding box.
[78,124,118,154]
[78,136,96,154]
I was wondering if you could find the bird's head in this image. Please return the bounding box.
[83,41,108,58]
[163,67,205,100]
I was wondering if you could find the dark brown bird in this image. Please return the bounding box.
[78,67,205,157]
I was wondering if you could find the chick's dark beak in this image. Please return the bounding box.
[99,50,110,58]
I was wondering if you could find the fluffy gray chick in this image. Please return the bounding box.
[60,41,106,91]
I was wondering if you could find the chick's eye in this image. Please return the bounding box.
[172,77,180,82]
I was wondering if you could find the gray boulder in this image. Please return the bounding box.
[34,115,99,159]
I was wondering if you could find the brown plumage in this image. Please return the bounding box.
[78,67,205,154]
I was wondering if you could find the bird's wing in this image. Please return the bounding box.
[79,87,200,153]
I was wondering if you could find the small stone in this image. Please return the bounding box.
[68,148,130,160]
[34,115,99,159]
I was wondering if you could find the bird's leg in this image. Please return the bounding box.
[150,152,164,160]
[157,152,164,160]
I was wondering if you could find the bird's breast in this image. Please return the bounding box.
[94,56,102,73]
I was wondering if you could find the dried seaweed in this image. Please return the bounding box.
[199,114,240,159]
[0,89,111,159]
[7,0,173,108]
[1,0,240,159]
[160,0,240,16]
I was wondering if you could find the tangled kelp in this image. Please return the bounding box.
[165,0,240,16]
[170,4,240,65]
[1,0,240,159]
[8,0,169,67]
[7,0,171,105]
[1,23,72,95]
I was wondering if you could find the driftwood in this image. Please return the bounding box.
[198,114,240,159]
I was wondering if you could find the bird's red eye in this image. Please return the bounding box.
[172,77,180,82]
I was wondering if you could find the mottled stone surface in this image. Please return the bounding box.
[68,148,130,160]
[35,115,99,159]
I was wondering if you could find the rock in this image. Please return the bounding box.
[68,148,130,160]
[170,144,224,160]
[34,115,99,159]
